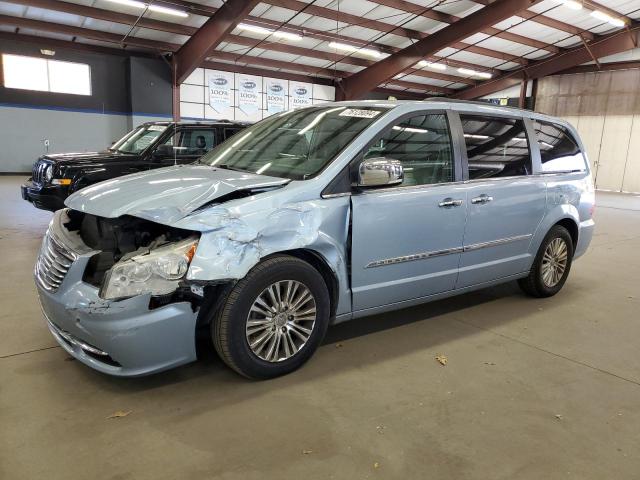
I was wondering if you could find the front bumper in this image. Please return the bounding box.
[21,180,67,211]
[36,212,199,377]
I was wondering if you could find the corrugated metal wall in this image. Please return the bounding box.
[536,69,640,193]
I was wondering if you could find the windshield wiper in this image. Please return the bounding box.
[216,164,247,172]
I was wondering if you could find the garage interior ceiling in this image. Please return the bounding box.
[0,0,638,100]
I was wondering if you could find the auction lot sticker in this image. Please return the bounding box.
[339,109,382,118]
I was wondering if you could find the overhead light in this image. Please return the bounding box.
[464,134,490,140]
[591,10,625,27]
[556,0,582,10]
[458,68,492,79]
[328,42,381,58]
[148,4,188,17]
[40,49,55,56]
[106,0,145,7]
[418,60,447,70]
[393,126,429,134]
[237,23,302,41]
[104,0,188,17]
[272,30,303,41]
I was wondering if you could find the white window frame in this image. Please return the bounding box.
[1,53,92,96]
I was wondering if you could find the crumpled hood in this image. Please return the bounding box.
[65,164,289,224]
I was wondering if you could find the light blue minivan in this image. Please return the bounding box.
[35,100,594,379]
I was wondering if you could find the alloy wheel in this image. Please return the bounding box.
[245,280,317,362]
[541,237,568,287]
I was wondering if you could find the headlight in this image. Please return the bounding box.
[101,236,198,300]
[44,165,53,182]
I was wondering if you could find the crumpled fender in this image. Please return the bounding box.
[175,193,352,317]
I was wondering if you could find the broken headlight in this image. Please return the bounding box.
[101,237,198,300]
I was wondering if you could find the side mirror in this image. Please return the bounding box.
[357,157,404,188]
[152,144,173,159]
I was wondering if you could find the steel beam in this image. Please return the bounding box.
[453,24,640,99]
[554,60,640,75]
[471,0,595,39]
[173,0,260,85]
[0,14,178,51]
[263,0,527,65]
[369,0,559,53]
[339,0,536,100]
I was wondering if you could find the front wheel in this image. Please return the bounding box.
[212,255,330,379]
[518,225,574,298]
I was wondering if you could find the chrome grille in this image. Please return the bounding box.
[35,231,77,292]
[32,160,49,186]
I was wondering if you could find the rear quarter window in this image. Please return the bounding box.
[533,120,587,173]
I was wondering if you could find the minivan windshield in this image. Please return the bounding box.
[111,124,168,154]
[197,106,389,180]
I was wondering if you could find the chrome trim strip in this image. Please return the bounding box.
[463,234,532,252]
[365,246,463,268]
[47,319,109,356]
[364,234,532,268]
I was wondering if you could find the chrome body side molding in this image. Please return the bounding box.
[365,234,532,268]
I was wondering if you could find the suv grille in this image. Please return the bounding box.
[35,231,77,292]
[32,160,49,186]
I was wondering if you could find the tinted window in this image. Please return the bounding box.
[533,121,586,173]
[163,129,216,156]
[364,113,453,186]
[224,128,242,140]
[460,115,531,179]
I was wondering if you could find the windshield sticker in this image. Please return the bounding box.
[148,125,168,132]
[339,109,382,118]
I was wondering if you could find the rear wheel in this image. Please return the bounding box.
[212,255,330,379]
[518,225,574,298]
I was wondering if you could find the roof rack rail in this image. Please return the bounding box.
[424,97,527,111]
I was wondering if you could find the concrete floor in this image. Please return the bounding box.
[1,176,639,479]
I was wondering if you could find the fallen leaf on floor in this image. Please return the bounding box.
[107,410,132,419]
[302,449,313,455]
[373,462,380,469]
[484,361,496,366]
[335,343,343,348]
[435,354,447,366]
[376,425,385,434]
[555,414,563,420]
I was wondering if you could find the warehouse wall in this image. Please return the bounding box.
[0,40,171,172]
[536,69,640,193]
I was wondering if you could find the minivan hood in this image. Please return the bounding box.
[65,164,289,224]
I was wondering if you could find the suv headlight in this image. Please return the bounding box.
[101,237,199,300]
[44,164,53,183]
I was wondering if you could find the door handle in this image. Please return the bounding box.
[471,194,493,205]
[438,198,464,208]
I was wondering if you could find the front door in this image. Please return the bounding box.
[350,112,467,312]
[455,114,546,288]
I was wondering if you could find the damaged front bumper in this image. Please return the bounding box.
[36,211,199,376]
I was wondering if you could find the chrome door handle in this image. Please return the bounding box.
[471,194,493,205]
[438,198,464,208]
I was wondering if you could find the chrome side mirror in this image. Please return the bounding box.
[357,157,404,188]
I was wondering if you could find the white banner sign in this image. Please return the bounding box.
[208,71,233,114]
[238,74,260,115]
[266,79,287,114]
[290,81,312,110]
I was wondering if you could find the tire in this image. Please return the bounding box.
[212,255,330,379]
[518,225,574,298]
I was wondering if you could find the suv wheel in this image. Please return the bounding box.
[518,225,574,298]
[212,255,330,379]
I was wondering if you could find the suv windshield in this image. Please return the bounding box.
[197,106,390,180]
[111,124,169,154]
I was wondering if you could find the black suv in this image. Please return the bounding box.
[21,121,247,211]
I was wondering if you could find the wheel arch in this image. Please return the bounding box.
[554,217,579,251]
[266,249,340,320]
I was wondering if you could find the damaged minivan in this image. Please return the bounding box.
[36,100,595,378]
